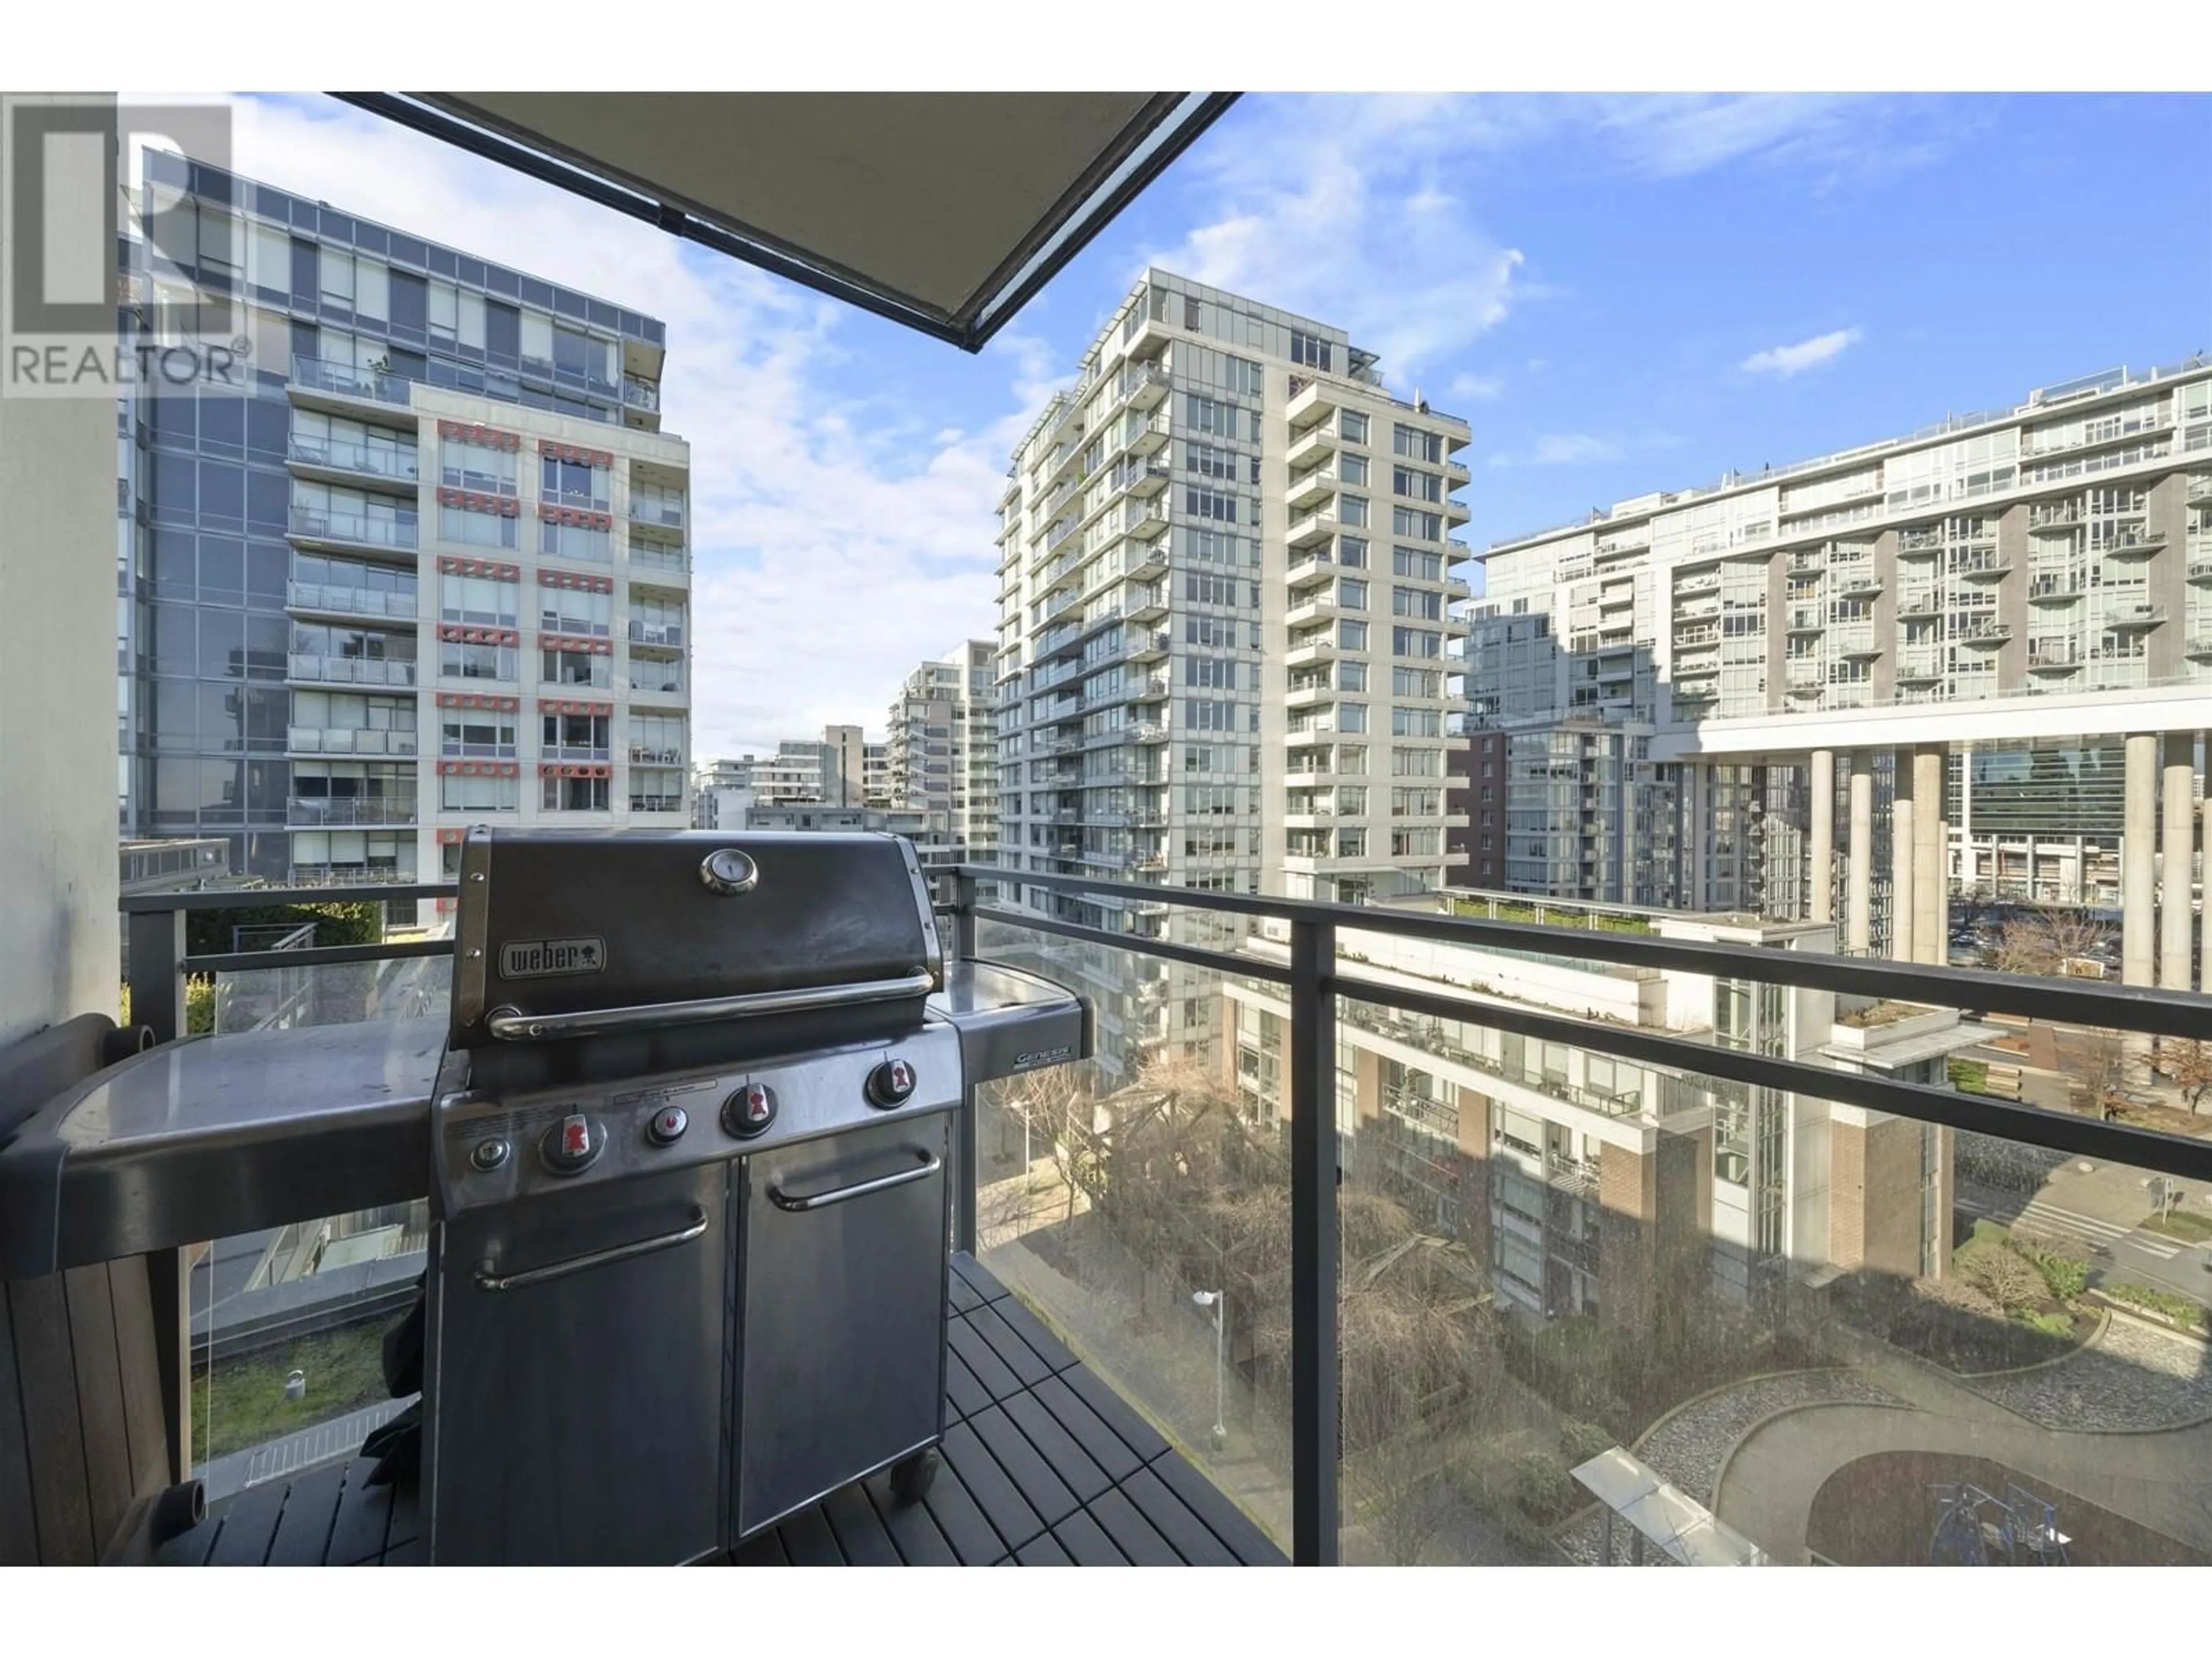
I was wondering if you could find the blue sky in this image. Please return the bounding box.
[228,94,2211,754]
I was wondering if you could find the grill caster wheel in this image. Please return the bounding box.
[889,1448,940,1505]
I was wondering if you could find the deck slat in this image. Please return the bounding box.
[203,1482,287,1566]
[963,1305,1054,1389]
[1082,1488,1179,1567]
[820,1481,902,1567]
[730,1524,788,1567]
[942,1348,991,1421]
[945,1316,1022,1403]
[1059,1365,1169,1463]
[325,1459,397,1567]
[998,1389,1109,1506]
[862,1471,958,1567]
[264,1460,347,1566]
[964,1405,1077,1529]
[950,1256,1010,1304]
[1143,1452,1284,1565]
[988,1295,1078,1373]
[1015,1531,1073,1566]
[1118,1467,1239,1566]
[777,1505,845,1567]
[938,1420,1041,1555]
[919,1436,1010,1565]
[946,1274,984,1316]
[1048,1508,1130,1567]
[1027,1374,1145,1484]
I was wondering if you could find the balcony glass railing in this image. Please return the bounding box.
[629,543,690,577]
[103,861,2212,1569]
[284,796,417,827]
[288,436,421,483]
[288,507,419,551]
[286,653,418,687]
[289,354,412,406]
[286,580,418,620]
[288,726,419,756]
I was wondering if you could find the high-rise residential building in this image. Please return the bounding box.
[1465,358,2212,980]
[118,149,690,898]
[994,271,1471,925]
[885,640,997,861]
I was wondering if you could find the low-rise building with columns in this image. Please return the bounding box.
[1462,358,2212,989]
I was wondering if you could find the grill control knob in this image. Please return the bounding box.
[647,1105,689,1146]
[540,1113,604,1176]
[723,1082,777,1138]
[865,1058,917,1111]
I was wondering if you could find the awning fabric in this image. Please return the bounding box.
[336,92,1237,350]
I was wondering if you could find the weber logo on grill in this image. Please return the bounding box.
[499,937,606,978]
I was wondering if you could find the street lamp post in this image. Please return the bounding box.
[1192,1289,1226,1451]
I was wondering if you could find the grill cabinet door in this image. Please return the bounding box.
[426,1165,729,1564]
[736,1113,949,1537]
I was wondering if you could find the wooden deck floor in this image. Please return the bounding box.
[153,1255,1285,1567]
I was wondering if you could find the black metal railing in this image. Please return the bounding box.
[115,865,2212,1565]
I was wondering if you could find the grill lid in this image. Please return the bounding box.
[449,827,942,1048]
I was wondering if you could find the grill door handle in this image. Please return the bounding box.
[484,972,936,1041]
[474,1206,710,1292]
[767,1150,942,1213]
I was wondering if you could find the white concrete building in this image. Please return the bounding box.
[1467,359,2212,983]
[885,641,997,862]
[993,271,1472,926]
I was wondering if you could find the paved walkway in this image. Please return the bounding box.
[1714,1320,2212,1561]
[1552,1370,1904,1567]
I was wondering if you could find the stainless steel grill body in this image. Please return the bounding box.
[419,828,1082,1564]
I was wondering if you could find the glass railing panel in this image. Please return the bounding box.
[188,1200,428,1503]
[972,915,1294,1557]
[210,953,451,1034]
[1327,975,2212,1566]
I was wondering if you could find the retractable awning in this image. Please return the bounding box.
[335,92,1237,351]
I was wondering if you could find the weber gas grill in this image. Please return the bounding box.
[418,827,1086,1565]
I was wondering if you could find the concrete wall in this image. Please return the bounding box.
[0,96,122,1047]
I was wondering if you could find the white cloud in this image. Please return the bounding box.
[228,97,1054,757]
[1145,96,1528,381]
[1448,373,1504,402]
[1741,327,1865,378]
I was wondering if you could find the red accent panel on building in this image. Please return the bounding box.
[536,570,615,593]
[434,692,521,711]
[540,634,613,654]
[436,486,522,516]
[538,440,614,467]
[437,556,521,580]
[435,760,521,778]
[536,503,614,531]
[437,419,521,450]
[437,625,521,646]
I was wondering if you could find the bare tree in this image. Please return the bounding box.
[1959,1244,2040,1313]
[2160,1041,2212,1115]
[1990,906,2116,979]
[2055,1027,2132,1117]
